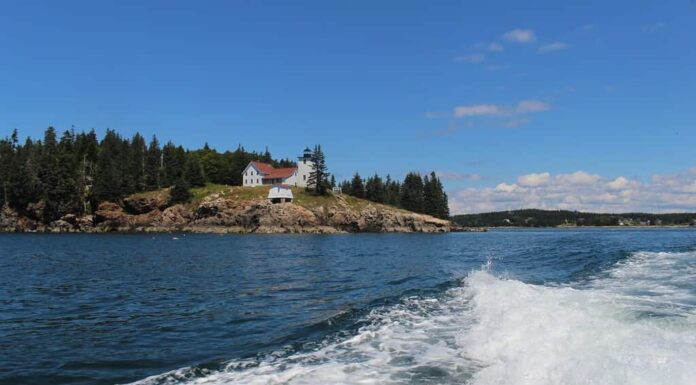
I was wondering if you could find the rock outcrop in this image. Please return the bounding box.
[0,189,476,233]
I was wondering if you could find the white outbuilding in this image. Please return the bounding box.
[268,185,294,203]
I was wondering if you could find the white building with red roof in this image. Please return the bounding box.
[242,148,314,188]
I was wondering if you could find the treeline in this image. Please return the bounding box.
[339,172,449,219]
[0,127,293,223]
[452,209,696,227]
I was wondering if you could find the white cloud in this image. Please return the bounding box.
[454,104,503,118]
[557,171,601,185]
[518,172,550,187]
[436,171,483,181]
[449,167,696,214]
[503,29,536,43]
[515,100,550,113]
[495,182,520,193]
[487,42,504,52]
[455,53,485,63]
[538,42,568,52]
[452,100,550,122]
[607,176,636,190]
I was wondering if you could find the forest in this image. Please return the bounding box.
[0,127,450,225]
[452,209,696,227]
[338,172,450,219]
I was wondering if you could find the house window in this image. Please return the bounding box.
[257,179,260,184]
[303,175,306,181]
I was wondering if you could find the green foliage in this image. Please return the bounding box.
[400,172,424,213]
[184,156,206,187]
[341,171,449,218]
[169,179,192,204]
[306,144,330,195]
[452,209,696,227]
[423,172,449,219]
[365,174,385,203]
[350,173,365,198]
[0,128,295,224]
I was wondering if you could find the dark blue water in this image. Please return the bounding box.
[1,229,695,385]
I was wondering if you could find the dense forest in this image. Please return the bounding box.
[453,209,696,227]
[0,127,295,224]
[339,171,450,219]
[0,127,450,226]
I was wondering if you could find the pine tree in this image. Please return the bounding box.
[93,129,124,205]
[365,173,385,203]
[145,136,162,190]
[350,173,365,198]
[384,175,401,207]
[306,144,330,195]
[169,178,192,204]
[129,133,147,192]
[184,156,206,187]
[400,172,424,213]
[330,175,336,188]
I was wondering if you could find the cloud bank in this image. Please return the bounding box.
[449,168,696,214]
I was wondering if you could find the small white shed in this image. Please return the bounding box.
[268,185,294,203]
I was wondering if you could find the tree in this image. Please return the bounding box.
[145,136,162,190]
[365,173,385,203]
[169,178,192,204]
[93,129,125,205]
[306,144,330,195]
[184,156,206,187]
[384,175,401,207]
[129,133,147,192]
[400,172,424,213]
[350,173,365,198]
[162,142,186,187]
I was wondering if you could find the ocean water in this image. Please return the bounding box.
[1,229,695,385]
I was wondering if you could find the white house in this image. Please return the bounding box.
[242,148,314,188]
[268,185,294,203]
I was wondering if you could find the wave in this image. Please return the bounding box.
[130,251,696,385]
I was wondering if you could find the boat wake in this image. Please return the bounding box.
[131,251,696,385]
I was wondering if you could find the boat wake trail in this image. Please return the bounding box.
[131,251,696,385]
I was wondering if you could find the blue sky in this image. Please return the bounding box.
[1,1,695,213]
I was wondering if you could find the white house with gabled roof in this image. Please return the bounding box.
[242,148,314,188]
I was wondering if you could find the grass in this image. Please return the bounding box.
[129,183,410,214]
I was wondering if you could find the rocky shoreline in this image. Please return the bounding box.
[0,190,482,234]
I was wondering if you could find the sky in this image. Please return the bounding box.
[1,0,695,214]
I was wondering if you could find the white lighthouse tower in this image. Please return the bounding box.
[296,147,314,188]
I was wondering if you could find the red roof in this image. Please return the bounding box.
[249,161,297,180]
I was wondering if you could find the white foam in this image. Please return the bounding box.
[131,251,696,385]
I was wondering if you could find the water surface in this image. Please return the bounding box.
[1,229,695,384]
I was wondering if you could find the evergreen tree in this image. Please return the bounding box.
[145,136,162,190]
[7,138,42,213]
[339,180,350,194]
[350,173,365,198]
[169,178,192,204]
[365,173,385,203]
[162,142,186,187]
[384,175,401,207]
[400,172,424,213]
[93,130,125,205]
[330,175,336,189]
[184,156,206,187]
[306,144,330,195]
[129,133,147,192]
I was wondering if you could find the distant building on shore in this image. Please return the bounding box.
[242,148,314,188]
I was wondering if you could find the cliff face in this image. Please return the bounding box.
[0,186,464,233]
